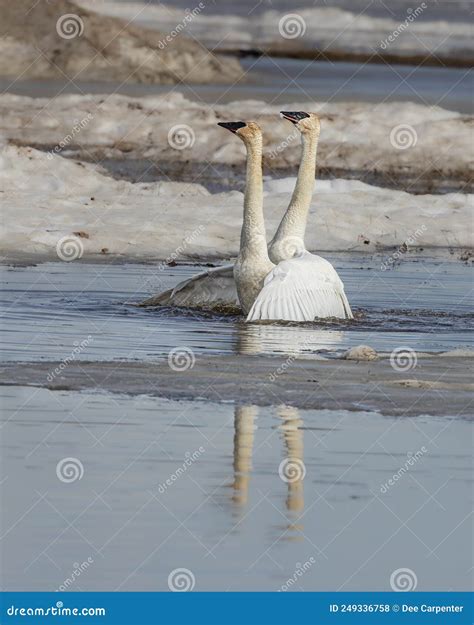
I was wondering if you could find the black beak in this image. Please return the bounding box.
[217,121,246,133]
[280,111,310,124]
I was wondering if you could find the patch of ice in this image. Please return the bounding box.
[1,145,472,261]
[438,349,474,358]
[344,346,379,361]
[1,93,471,188]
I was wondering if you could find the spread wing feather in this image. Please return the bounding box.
[246,253,352,322]
[139,264,239,310]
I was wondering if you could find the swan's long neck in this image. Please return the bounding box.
[240,138,270,263]
[234,135,274,315]
[269,129,318,261]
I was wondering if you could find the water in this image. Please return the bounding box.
[144,0,474,23]
[1,386,471,591]
[3,57,472,114]
[1,256,472,364]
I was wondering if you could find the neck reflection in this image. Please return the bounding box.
[228,403,306,538]
[231,404,257,511]
[277,405,305,539]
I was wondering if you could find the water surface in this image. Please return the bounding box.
[1,386,471,591]
[1,256,472,363]
[2,57,472,114]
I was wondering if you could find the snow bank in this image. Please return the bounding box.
[1,146,471,261]
[2,93,471,193]
[77,1,474,66]
[0,0,242,84]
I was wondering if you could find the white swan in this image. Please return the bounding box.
[139,111,314,310]
[247,112,353,321]
[218,121,274,314]
[219,120,352,323]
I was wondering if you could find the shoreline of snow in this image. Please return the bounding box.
[2,93,472,195]
[1,146,472,262]
[77,1,474,68]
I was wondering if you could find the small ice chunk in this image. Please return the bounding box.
[344,345,379,361]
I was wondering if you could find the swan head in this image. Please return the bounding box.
[218,121,262,145]
[280,111,320,136]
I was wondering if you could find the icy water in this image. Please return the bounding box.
[1,256,472,591]
[154,0,474,23]
[2,57,472,114]
[1,256,472,363]
[1,386,472,591]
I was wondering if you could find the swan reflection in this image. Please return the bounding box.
[229,403,306,540]
[235,322,344,356]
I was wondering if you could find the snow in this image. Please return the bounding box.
[1,145,471,261]
[1,93,471,191]
[77,1,474,65]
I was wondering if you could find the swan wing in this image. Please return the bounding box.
[139,264,239,310]
[246,253,353,322]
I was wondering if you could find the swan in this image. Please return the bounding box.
[218,121,274,314]
[219,120,352,323]
[247,112,353,321]
[139,111,316,310]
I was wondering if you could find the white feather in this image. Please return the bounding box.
[246,251,352,322]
